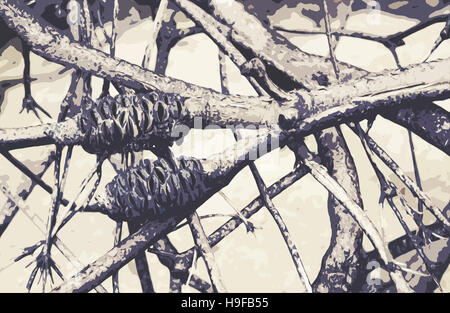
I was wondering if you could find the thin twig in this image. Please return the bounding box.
[354,124,443,291]
[112,221,122,293]
[142,0,168,69]
[0,150,69,206]
[111,0,119,57]
[187,213,227,292]
[292,142,413,292]
[347,124,449,230]
[0,150,54,237]
[38,146,63,291]
[0,183,108,292]
[248,162,312,292]
[219,53,312,292]
[322,0,340,80]
[407,130,427,241]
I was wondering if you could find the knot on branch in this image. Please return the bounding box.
[104,156,208,222]
[79,92,187,154]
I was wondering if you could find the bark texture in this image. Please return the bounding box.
[312,128,364,292]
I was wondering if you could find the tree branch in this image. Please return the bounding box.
[382,101,450,155]
[187,212,227,292]
[190,0,368,90]
[0,57,448,153]
[311,127,365,292]
[52,157,309,293]
[291,142,413,292]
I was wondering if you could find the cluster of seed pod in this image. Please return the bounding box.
[78,92,187,155]
[103,156,208,222]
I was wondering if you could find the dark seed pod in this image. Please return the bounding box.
[79,92,188,155]
[104,157,208,222]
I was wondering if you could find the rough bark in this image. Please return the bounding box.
[0,0,278,121]
[0,0,448,293]
[0,58,448,152]
[312,128,364,292]
[192,0,363,293]
[0,1,449,152]
[190,0,368,90]
[171,0,449,292]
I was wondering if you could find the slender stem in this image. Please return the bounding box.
[294,143,413,292]
[348,125,449,230]
[111,0,119,57]
[188,212,227,292]
[0,150,69,206]
[0,183,108,293]
[322,0,340,80]
[249,162,312,292]
[407,130,425,231]
[112,221,122,293]
[53,158,103,237]
[355,124,443,291]
[142,0,168,69]
[43,146,63,256]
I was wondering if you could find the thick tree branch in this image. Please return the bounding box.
[0,58,448,152]
[311,128,364,293]
[190,0,368,90]
[0,0,277,123]
[187,0,450,154]
[0,1,448,153]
